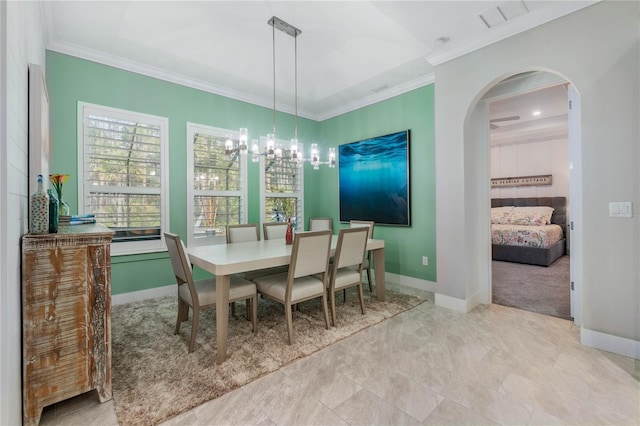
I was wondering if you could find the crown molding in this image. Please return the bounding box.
[47,37,296,113]
[316,73,435,122]
[45,34,433,123]
[426,1,599,66]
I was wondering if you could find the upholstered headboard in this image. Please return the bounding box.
[491,197,567,227]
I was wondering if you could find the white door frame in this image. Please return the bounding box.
[567,84,582,325]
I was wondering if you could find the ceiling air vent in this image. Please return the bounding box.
[479,0,530,29]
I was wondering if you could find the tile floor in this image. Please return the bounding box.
[40,284,639,425]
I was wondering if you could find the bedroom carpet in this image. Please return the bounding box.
[110,288,425,426]
[492,255,571,320]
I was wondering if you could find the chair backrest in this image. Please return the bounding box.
[349,220,375,239]
[289,230,332,279]
[334,227,369,270]
[263,222,288,240]
[226,224,260,243]
[164,232,195,290]
[309,217,333,231]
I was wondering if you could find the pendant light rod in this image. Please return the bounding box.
[271,20,276,135]
[268,16,302,138]
[294,32,298,141]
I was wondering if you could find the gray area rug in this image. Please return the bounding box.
[492,255,571,320]
[111,288,425,426]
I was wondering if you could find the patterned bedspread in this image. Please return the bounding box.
[491,224,564,248]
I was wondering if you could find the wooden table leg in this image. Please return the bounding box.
[373,247,385,301]
[216,274,230,364]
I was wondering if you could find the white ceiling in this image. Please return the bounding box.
[484,71,569,146]
[42,1,594,121]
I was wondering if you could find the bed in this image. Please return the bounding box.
[491,197,567,267]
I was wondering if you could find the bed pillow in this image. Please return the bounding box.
[508,206,554,226]
[491,206,514,224]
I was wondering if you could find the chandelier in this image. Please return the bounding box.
[225,16,335,170]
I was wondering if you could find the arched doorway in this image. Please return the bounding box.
[464,69,582,323]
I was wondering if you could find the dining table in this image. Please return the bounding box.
[187,235,385,364]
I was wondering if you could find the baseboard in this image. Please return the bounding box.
[581,327,640,359]
[112,285,175,306]
[385,272,436,292]
[434,291,483,313]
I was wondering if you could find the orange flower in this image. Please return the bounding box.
[49,174,70,196]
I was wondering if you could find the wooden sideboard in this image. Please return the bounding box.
[22,224,114,426]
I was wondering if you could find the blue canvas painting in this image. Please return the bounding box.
[339,130,410,226]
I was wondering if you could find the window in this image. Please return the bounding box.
[79,102,169,255]
[187,123,248,246]
[260,137,303,232]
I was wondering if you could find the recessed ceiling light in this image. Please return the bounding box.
[532,110,541,116]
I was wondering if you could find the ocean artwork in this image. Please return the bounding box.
[339,130,410,226]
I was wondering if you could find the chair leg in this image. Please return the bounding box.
[366,267,373,292]
[329,290,337,327]
[175,299,186,335]
[189,308,200,353]
[321,294,330,330]
[251,296,257,333]
[231,301,236,317]
[343,289,346,302]
[245,299,251,321]
[285,304,294,345]
[357,283,365,315]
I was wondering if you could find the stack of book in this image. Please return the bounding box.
[64,214,96,225]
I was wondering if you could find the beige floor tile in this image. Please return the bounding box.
[500,373,588,423]
[422,399,498,425]
[333,389,423,425]
[362,370,444,421]
[439,378,534,425]
[282,357,363,409]
[37,285,640,426]
[161,387,273,425]
[527,409,566,425]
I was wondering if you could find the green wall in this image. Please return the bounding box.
[46,51,436,294]
[312,86,436,281]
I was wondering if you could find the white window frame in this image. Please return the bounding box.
[186,122,248,247]
[259,136,304,234]
[78,102,169,256]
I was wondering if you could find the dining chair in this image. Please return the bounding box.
[229,223,288,280]
[164,232,257,352]
[262,222,289,240]
[226,223,260,243]
[309,217,333,231]
[251,230,332,344]
[349,220,375,291]
[225,224,261,317]
[326,227,369,326]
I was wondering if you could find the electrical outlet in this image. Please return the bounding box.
[422,256,428,266]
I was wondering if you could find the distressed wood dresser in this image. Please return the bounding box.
[21,224,114,426]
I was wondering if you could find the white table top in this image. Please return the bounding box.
[187,236,384,276]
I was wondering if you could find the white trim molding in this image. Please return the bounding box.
[112,284,175,306]
[581,327,640,360]
[385,272,436,293]
[434,292,483,313]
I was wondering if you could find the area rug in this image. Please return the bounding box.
[111,288,425,426]
[492,255,571,320]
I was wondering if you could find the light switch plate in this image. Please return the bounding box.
[609,201,633,218]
